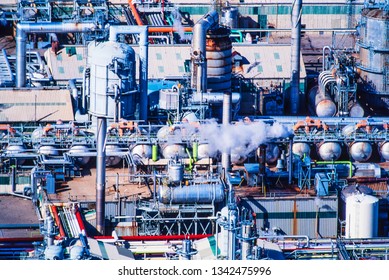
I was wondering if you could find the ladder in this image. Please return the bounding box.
[0,49,14,87]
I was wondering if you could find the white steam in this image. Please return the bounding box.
[172,9,191,42]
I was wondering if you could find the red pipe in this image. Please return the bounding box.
[93,234,212,241]
[74,204,86,236]
[129,0,144,26]
[149,26,193,33]
[0,237,43,242]
[50,205,66,238]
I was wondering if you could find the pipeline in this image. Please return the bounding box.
[315,161,353,178]
[290,0,302,115]
[16,22,97,87]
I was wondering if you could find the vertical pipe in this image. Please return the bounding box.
[288,137,294,185]
[222,91,231,172]
[96,117,107,235]
[241,222,252,260]
[290,0,302,115]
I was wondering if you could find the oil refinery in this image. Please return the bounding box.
[0,0,389,261]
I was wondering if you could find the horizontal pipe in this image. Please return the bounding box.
[149,26,193,33]
[94,234,211,241]
[16,22,97,87]
[315,161,353,178]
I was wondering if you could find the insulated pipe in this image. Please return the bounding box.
[128,0,144,26]
[191,10,219,95]
[96,117,107,235]
[109,25,149,122]
[290,0,302,115]
[222,91,232,172]
[16,22,96,88]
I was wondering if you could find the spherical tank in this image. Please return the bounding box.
[105,145,122,166]
[379,142,389,161]
[131,144,152,159]
[38,145,59,156]
[162,144,187,159]
[348,101,364,118]
[292,142,311,158]
[206,27,232,92]
[317,142,342,161]
[69,145,91,166]
[349,142,373,162]
[345,193,379,238]
[88,41,137,119]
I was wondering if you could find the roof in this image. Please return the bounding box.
[44,46,88,82]
[132,44,306,81]
[0,89,74,123]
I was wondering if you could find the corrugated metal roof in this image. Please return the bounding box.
[132,44,306,81]
[0,89,74,122]
[44,46,87,81]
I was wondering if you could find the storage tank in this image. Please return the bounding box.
[221,6,239,29]
[206,27,232,92]
[379,141,389,161]
[357,8,389,100]
[87,40,137,119]
[308,85,336,117]
[161,144,187,159]
[69,145,91,166]
[105,144,122,166]
[158,184,225,204]
[317,141,342,161]
[131,144,152,159]
[292,142,311,158]
[349,141,373,162]
[5,145,27,165]
[38,145,59,156]
[345,193,379,238]
[168,160,184,183]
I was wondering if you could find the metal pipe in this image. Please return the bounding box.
[290,0,302,115]
[96,117,107,235]
[222,91,231,172]
[315,161,353,178]
[288,137,294,185]
[109,25,149,123]
[128,0,144,26]
[191,10,219,95]
[16,22,96,87]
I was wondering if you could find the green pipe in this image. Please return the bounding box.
[152,144,158,162]
[185,148,193,171]
[316,161,353,178]
[192,142,198,162]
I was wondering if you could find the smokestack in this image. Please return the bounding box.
[221,91,232,172]
[258,144,267,178]
[290,0,302,115]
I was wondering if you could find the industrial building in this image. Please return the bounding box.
[0,0,388,260]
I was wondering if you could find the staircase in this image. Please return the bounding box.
[0,49,14,87]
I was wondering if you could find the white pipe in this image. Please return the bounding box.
[191,10,219,95]
[108,25,149,123]
[16,22,97,88]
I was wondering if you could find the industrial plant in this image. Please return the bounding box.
[0,0,388,260]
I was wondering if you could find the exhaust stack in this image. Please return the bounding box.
[290,0,302,115]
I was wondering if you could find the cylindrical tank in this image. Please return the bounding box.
[379,141,389,161]
[44,245,64,260]
[38,145,59,156]
[221,6,239,29]
[345,193,379,238]
[69,145,91,165]
[357,8,389,96]
[256,143,280,164]
[308,86,336,117]
[152,144,158,161]
[168,161,184,183]
[131,144,152,159]
[292,142,311,158]
[340,184,373,225]
[197,143,212,159]
[349,141,373,162]
[158,184,225,204]
[206,27,232,92]
[105,144,122,166]
[161,144,187,159]
[87,41,137,119]
[348,101,364,117]
[317,141,342,161]
[5,145,26,165]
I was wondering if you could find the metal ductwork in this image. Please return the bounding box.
[221,91,232,172]
[290,0,302,115]
[16,22,97,88]
[191,10,219,95]
[109,25,149,123]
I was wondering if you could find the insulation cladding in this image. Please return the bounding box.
[239,196,338,238]
[206,27,232,92]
